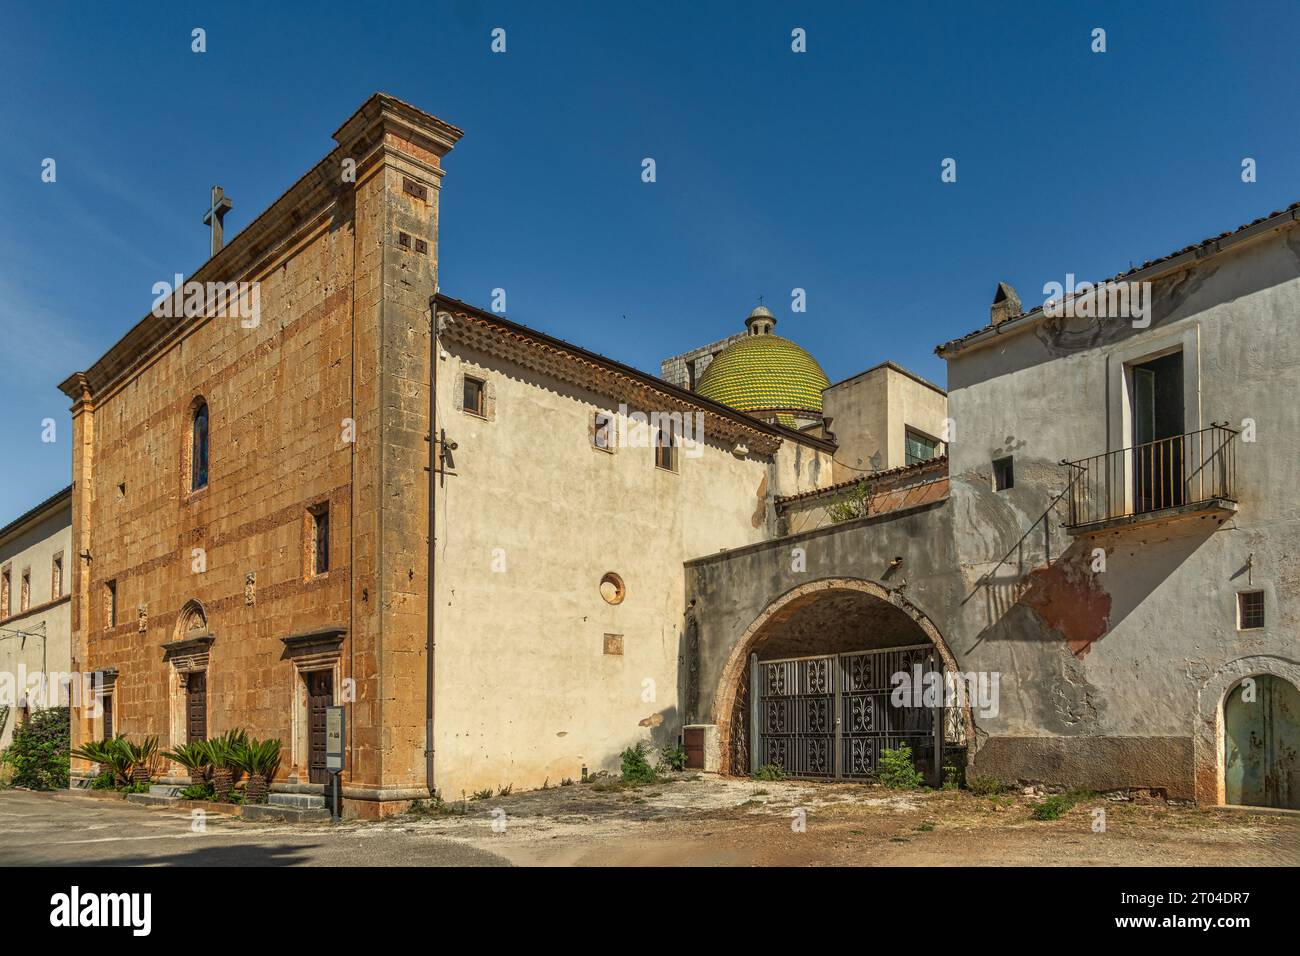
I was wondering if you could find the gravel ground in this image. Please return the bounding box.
[3,775,1296,867]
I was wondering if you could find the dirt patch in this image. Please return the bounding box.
[342,774,1300,866]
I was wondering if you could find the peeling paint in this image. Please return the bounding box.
[1018,550,1112,658]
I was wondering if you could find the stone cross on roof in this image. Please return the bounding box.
[203,185,233,257]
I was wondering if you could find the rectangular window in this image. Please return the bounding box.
[655,422,679,472]
[993,456,1014,491]
[51,553,63,598]
[20,569,31,612]
[463,376,485,417]
[310,505,330,577]
[1238,591,1265,630]
[905,428,939,466]
[593,412,614,452]
[1,567,10,619]
[104,580,117,629]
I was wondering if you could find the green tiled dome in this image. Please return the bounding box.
[696,325,829,415]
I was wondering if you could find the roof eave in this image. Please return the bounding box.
[935,203,1300,359]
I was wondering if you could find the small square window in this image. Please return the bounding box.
[603,633,624,656]
[463,376,485,417]
[1238,591,1265,630]
[993,456,1014,491]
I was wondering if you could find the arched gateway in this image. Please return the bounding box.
[713,578,975,781]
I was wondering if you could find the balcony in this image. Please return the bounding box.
[1062,424,1239,534]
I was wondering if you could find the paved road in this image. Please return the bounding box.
[0,790,509,867]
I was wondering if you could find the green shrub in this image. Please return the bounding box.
[409,793,468,817]
[657,743,688,773]
[4,707,70,790]
[752,763,787,781]
[179,781,215,800]
[1030,794,1071,820]
[620,742,657,784]
[1029,789,1093,821]
[942,763,962,790]
[826,479,873,523]
[966,774,1012,796]
[877,745,924,790]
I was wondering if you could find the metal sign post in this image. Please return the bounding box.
[325,705,346,822]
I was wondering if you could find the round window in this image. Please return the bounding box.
[600,572,625,605]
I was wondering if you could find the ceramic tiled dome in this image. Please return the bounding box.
[695,307,829,422]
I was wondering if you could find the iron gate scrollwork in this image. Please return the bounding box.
[754,644,941,781]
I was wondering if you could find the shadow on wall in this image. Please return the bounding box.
[969,521,1224,659]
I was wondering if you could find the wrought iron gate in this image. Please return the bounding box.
[752,644,941,781]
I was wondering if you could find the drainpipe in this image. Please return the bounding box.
[426,295,439,796]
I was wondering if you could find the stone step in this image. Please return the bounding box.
[242,802,330,823]
[268,792,326,810]
[126,792,179,807]
[149,784,183,798]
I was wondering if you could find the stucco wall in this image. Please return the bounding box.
[824,364,947,481]
[431,340,833,797]
[0,503,72,749]
[686,223,1300,802]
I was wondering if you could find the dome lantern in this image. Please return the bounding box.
[745,304,776,336]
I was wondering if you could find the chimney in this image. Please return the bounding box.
[990,281,1021,326]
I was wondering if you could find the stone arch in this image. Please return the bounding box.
[713,576,975,775]
[1194,654,1300,805]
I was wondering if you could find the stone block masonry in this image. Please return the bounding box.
[60,94,462,819]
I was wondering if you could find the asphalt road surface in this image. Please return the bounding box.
[0,790,508,867]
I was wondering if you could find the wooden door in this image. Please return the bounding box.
[186,672,207,743]
[102,693,114,741]
[307,671,333,785]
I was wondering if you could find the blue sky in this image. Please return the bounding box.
[1,0,1298,518]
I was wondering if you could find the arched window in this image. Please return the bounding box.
[191,401,209,491]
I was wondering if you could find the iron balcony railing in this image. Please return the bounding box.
[1062,423,1239,528]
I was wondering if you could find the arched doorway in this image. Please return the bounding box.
[1224,674,1300,809]
[713,578,973,782]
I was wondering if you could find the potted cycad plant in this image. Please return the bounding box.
[236,737,282,804]
[70,738,123,788]
[162,741,211,788]
[125,736,159,787]
[206,728,248,800]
